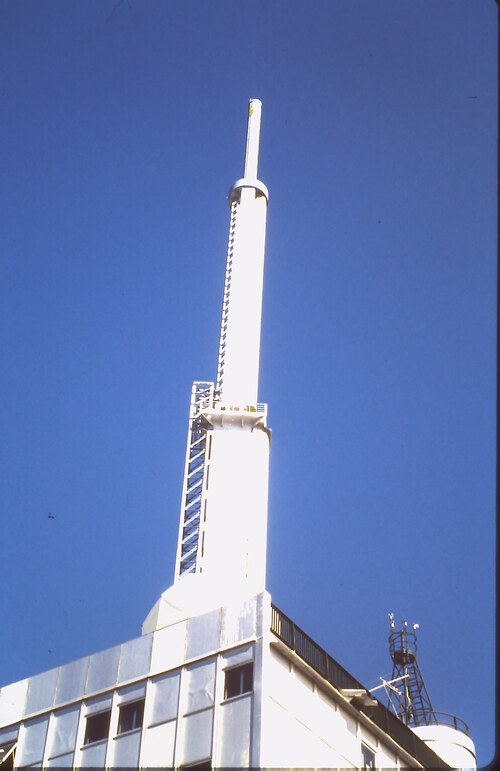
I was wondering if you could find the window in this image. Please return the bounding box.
[224,662,253,699]
[361,743,376,769]
[117,698,145,734]
[83,710,111,745]
[0,742,16,770]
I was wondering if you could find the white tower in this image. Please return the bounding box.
[0,99,475,771]
[143,100,270,632]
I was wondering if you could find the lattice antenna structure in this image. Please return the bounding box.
[387,614,438,727]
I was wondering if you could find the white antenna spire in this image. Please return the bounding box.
[215,99,269,406]
[243,99,262,179]
[144,102,271,633]
[166,99,270,599]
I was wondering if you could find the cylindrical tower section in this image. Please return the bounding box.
[244,99,262,179]
[216,100,268,407]
[217,188,267,405]
[197,419,270,593]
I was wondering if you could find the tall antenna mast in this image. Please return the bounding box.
[216,98,269,406]
[243,99,262,178]
[171,100,270,594]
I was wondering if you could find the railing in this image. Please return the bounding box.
[214,402,266,413]
[191,382,215,414]
[430,711,470,736]
[389,628,417,664]
[191,383,267,416]
[195,399,267,416]
[271,606,366,692]
[270,604,451,768]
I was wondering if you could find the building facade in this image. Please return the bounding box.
[0,101,476,769]
[1,591,475,768]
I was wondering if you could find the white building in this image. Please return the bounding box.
[0,100,476,770]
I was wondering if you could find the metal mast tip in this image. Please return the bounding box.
[243,99,262,179]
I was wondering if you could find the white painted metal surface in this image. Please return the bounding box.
[216,99,268,406]
[412,724,477,769]
[243,99,261,179]
[2,592,460,769]
[169,99,270,605]
[260,645,417,769]
[198,419,269,592]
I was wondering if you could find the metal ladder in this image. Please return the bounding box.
[176,382,214,577]
[404,658,436,726]
[216,199,238,394]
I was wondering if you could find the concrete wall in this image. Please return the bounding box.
[260,645,405,769]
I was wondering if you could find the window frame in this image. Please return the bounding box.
[0,741,16,770]
[361,742,376,770]
[223,662,254,701]
[83,709,112,746]
[116,697,145,736]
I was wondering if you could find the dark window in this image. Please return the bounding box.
[117,698,145,734]
[0,742,16,770]
[84,710,111,745]
[224,662,253,699]
[180,762,212,770]
[362,743,376,769]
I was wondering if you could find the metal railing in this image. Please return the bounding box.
[271,605,364,691]
[195,398,267,416]
[191,382,267,416]
[270,604,451,768]
[211,401,267,413]
[430,711,470,736]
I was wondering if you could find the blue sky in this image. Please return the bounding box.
[0,0,496,765]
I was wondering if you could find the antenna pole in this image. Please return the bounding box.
[216,99,268,406]
[173,99,270,589]
[243,99,262,179]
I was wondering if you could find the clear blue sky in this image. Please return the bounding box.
[0,0,496,765]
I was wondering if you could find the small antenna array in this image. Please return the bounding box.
[383,613,437,727]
